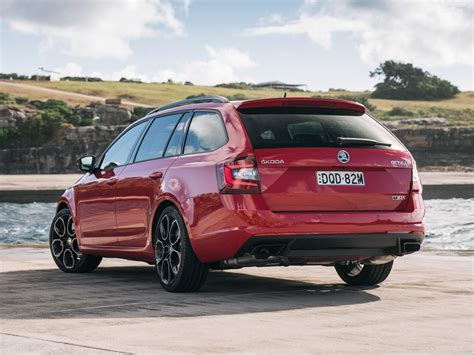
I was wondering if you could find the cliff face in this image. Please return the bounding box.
[393,127,473,169]
[0,125,125,174]
[0,125,473,173]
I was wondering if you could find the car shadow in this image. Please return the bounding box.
[0,266,380,320]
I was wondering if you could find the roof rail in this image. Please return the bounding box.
[146,96,229,116]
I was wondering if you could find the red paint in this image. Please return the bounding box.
[57,98,425,264]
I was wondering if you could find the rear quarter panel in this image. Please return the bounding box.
[162,105,254,261]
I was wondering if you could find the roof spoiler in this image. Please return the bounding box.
[234,97,365,114]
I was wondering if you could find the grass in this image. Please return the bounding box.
[1,80,473,126]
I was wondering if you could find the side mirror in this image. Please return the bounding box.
[77,155,97,173]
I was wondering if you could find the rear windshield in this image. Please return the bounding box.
[238,108,403,150]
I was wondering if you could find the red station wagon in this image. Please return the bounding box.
[50,96,425,292]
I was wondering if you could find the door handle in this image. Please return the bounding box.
[106,177,118,185]
[149,171,163,180]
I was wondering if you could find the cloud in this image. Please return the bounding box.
[54,62,83,77]
[181,0,192,16]
[152,45,257,85]
[0,0,184,59]
[111,65,150,81]
[246,0,473,67]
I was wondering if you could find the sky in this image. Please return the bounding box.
[0,0,472,91]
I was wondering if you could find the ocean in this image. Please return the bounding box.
[0,199,473,249]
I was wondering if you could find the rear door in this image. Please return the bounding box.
[238,107,412,212]
[114,112,190,247]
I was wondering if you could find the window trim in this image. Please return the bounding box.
[96,108,229,171]
[163,111,193,158]
[132,112,184,164]
[96,118,150,171]
[181,109,229,156]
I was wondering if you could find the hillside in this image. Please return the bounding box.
[1,79,473,126]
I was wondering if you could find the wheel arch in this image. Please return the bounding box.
[149,197,194,251]
[56,201,69,212]
[56,188,76,214]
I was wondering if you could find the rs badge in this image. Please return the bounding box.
[392,195,406,201]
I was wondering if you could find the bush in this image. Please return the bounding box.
[388,107,414,117]
[0,73,29,80]
[119,77,142,83]
[0,92,14,104]
[215,82,254,89]
[0,99,95,148]
[0,111,62,149]
[227,93,248,101]
[185,93,208,99]
[60,76,103,82]
[370,60,460,100]
[30,75,50,81]
[14,97,29,105]
[131,106,154,121]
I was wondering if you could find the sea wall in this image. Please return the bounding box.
[0,126,473,173]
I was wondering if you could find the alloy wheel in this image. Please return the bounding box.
[155,213,182,285]
[51,214,82,269]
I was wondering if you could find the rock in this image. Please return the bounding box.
[93,104,132,126]
[386,117,447,127]
[0,106,33,128]
[74,106,96,121]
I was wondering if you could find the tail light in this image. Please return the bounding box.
[217,156,261,194]
[411,160,422,192]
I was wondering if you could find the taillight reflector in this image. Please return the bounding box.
[217,156,261,194]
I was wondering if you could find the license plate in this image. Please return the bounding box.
[316,171,365,186]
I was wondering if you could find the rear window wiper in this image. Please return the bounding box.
[336,137,392,147]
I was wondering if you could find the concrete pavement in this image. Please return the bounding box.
[0,247,472,353]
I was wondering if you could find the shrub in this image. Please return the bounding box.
[60,76,103,82]
[131,106,154,121]
[0,99,95,148]
[227,93,248,101]
[0,92,14,104]
[14,97,29,105]
[185,93,208,99]
[388,107,414,117]
[0,73,29,80]
[215,82,254,89]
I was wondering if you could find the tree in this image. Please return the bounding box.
[370,60,460,100]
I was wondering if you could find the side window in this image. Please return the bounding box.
[183,111,227,154]
[135,114,181,162]
[100,121,147,170]
[164,112,192,157]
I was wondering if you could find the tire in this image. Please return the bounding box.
[153,206,208,292]
[49,209,102,273]
[335,261,393,286]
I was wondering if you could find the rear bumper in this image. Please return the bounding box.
[236,233,424,259]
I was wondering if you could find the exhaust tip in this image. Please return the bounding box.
[254,248,270,259]
[401,242,421,254]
